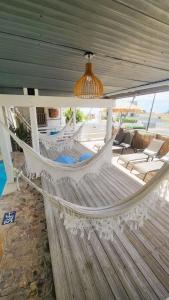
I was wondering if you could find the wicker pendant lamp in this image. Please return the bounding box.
[74,52,103,99]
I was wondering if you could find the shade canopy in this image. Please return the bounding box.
[112,104,144,114]
[0,1,169,98]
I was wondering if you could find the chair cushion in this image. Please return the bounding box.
[54,155,77,164]
[123,132,133,145]
[161,154,169,162]
[133,161,164,174]
[120,143,130,148]
[113,140,120,145]
[115,130,126,144]
[143,149,156,157]
[79,152,93,162]
[120,152,148,163]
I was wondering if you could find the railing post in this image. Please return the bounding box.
[29,107,40,153]
[24,88,40,153]
[105,107,112,142]
[72,107,76,129]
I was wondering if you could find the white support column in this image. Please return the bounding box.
[0,106,14,183]
[72,107,76,129]
[3,106,12,153]
[24,88,40,153]
[29,106,40,153]
[105,107,112,142]
[34,89,39,96]
[60,108,66,126]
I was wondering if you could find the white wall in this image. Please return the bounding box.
[45,107,62,129]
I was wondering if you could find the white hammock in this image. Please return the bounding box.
[53,116,73,137]
[1,121,169,241]
[16,163,169,241]
[39,115,73,139]
[39,123,84,152]
[1,120,112,181]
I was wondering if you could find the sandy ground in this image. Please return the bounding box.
[0,152,55,300]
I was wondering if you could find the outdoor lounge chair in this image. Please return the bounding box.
[112,131,134,154]
[130,152,169,181]
[113,128,126,145]
[118,138,165,167]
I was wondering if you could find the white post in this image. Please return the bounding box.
[3,106,12,153]
[34,89,39,96]
[73,107,76,129]
[105,107,112,142]
[0,106,14,183]
[29,106,40,153]
[24,88,40,153]
[60,108,66,126]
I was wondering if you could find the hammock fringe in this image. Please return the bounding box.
[15,166,169,241]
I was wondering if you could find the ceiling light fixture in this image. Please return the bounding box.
[74,51,103,99]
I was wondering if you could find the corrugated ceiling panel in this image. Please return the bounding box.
[0,0,169,96]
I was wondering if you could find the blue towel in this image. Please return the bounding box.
[79,152,93,162]
[54,155,77,165]
[50,131,59,135]
[0,161,7,197]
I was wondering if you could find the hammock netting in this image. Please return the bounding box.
[1,120,169,241]
[39,122,84,152]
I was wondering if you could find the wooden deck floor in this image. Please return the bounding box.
[41,143,169,300]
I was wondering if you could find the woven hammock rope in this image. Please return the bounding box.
[39,123,84,152]
[74,62,103,99]
[1,120,169,241]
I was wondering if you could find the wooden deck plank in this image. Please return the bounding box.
[126,229,169,292]
[80,236,116,300]
[55,215,86,300]
[140,220,169,265]
[74,178,159,300]
[77,176,161,300]
[45,181,88,300]
[144,218,169,250]
[53,180,110,300]
[99,238,143,300]
[69,183,130,300]
[43,199,71,299]
[42,144,169,299]
[135,230,169,275]
[118,232,169,298]
[65,180,122,300]
[110,236,159,300]
[65,233,101,300]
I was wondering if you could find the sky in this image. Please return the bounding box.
[80,91,169,115]
[118,92,169,113]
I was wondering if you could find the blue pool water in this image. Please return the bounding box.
[0,161,7,197]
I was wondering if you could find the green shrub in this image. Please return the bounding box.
[64,108,86,123]
[132,126,145,129]
[125,125,145,129]
[10,117,31,150]
[116,117,137,123]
